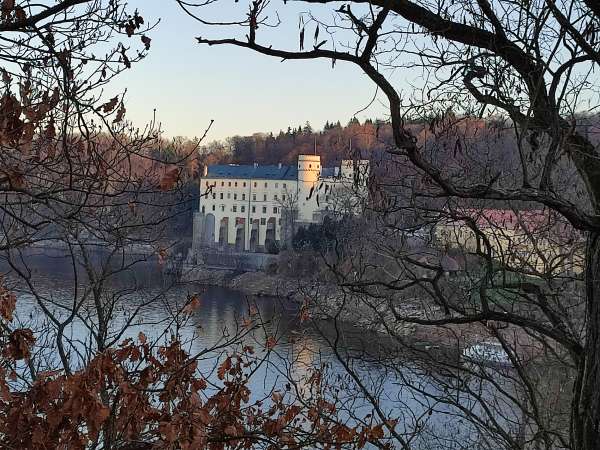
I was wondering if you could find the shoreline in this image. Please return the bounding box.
[180,266,538,357]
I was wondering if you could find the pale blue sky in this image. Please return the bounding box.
[109,0,389,141]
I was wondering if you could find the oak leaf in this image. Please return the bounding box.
[14,5,24,21]
[5,328,35,360]
[141,35,151,50]
[101,96,118,113]
[217,357,232,380]
[224,425,238,437]
[113,103,126,123]
[265,335,277,350]
[1,0,14,19]
[0,286,16,321]
[182,295,201,315]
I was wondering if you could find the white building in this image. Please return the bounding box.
[192,155,369,253]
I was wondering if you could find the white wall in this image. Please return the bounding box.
[194,156,370,252]
[198,175,297,250]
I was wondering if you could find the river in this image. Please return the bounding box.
[1,252,527,449]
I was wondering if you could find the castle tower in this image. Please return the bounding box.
[297,155,321,222]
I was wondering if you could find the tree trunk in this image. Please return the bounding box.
[573,232,600,450]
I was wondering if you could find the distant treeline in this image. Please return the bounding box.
[151,113,600,239]
[193,117,394,169]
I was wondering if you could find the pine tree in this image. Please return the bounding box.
[303,121,313,134]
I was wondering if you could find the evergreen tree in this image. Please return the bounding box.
[348,116,360,126]
[335,120,342,128]
[303,121,313,134]
[324,120,330,130]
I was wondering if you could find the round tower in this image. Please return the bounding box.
[297,155,321,222]
[297,155,321,184]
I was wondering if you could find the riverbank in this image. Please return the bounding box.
[180,265,527,353]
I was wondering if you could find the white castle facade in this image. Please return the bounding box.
[192,155,369,253]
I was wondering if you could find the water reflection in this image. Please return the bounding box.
[1,253,540,449]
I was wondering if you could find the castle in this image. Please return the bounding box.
[192,155,369,253]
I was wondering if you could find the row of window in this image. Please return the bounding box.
[210,192,287,202]
[254,217,282,226]
[299,163,319,169]
[202,205,279,214]
[209,180,288,189]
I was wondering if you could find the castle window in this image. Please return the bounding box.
[252,206,256,213]
[242,194,246,201]
[309,164,312,168]
[227,193,231,199]
[254,182,257,188]
[221,182,224,187]
[261,218,266,225]
[212,205,215,211]
[273,207,278,214]
[263,194,267,201]
[264,182,268,188]
[212,193,216,199]
[221,205,225,212]
[282,195,286,201]
[243,182,247,187]
[262,206,267,213]
[252,194,256,201]
[278,218,282,225]
[234,193,237,200]
[283,183,286,188]
[220,193,223,199]
[232,205,237,212]
[241,206,245,212]
[228,182,231,187]
[235,182,238,187]
[274,194,278,201]
[202,206,205,213]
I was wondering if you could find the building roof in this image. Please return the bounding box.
[452,208,556,232]
[321,167,337,178]
[206,164,298,180]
